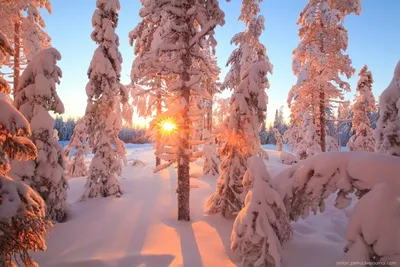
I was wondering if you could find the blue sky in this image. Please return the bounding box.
[42,0,400,126]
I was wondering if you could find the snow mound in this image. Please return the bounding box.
[273,151,400,221]
[279,151,298,165]
[343,183,400,265]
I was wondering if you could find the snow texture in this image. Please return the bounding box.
[65,117,88,177]
[279,151,298,165]
[208,0,272,218]
[232,156,292,267]
[374,60,400,156]
[30,144,395,267]
[347,65,376,152]
[202,130,219,176]
[0,0,52,61]
[11,47,68,223]
[347,123,375,152]
[273,151,400,221]
[83,0,128,199]
[294,112,321,159]
[0,30,50,266]
[273,128,283,151]
[326,135,339,152]
[130,0,225,220]
[287,0,360,151]
[343,183,400,265]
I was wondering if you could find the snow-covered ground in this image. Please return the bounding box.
[34,144,354,267]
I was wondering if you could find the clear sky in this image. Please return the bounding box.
[42,0,400,126]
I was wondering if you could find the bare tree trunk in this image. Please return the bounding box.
[177,86,190,221]
[206,80,213,133]
[155,91,162,167]
[319,90,326,152]
[13,21,20,99]
[207,100,212,132]
[177,17,192,221]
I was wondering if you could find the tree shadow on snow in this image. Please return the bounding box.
[162,219,204,267]
[201,213,237,262]
[47,254,174,267]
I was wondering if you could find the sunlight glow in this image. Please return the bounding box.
[158,117,177,135]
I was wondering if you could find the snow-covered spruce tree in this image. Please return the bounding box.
[11,47,68,222]
[0,31,51,266]
[190,50,221,175]
[283,125,302,154]
[83,0,130,199]
[231,156,292,267]
[0,0,52,95]
[207,0,272,217]
[326,134,339,151]
[273,128,283,151]
[64,117,88,177]
[202,129,219,176]
[374,60,400,156]
[130,14,168,167]
[213,96,231,130]
[132,0,224,221]
[200,50,221,175]
[347,65,376,152]
[295,112,321,159]
[287,0,360,152]
[342,183,400,265]
[347,123,375,152]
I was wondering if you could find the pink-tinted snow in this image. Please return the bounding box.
[34,146,356,267]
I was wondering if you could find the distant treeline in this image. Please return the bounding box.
[54,116,150,144]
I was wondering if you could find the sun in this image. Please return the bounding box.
[162,121,176,132]
[157,117,177,135]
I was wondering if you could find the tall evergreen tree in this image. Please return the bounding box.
[131,0,224,220]
[0,34,51,267]
[82,0,129,199]
[287,0,360,151]
[11,47,68,222]
[347,65,376,152]
[207,0,272,217]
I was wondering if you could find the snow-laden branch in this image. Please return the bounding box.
[273,151,400,221]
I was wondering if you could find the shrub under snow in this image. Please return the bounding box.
[342,183,400,265]
[273,151,400,221]
[279,151,298,165]
[326,135,339,152]
[231,156,292,267]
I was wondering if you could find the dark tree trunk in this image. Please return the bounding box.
[177,10,193,221]
[13,21,20,99]
[177,86,191,221]
[155,91,162,167]
[319,90,326,152]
